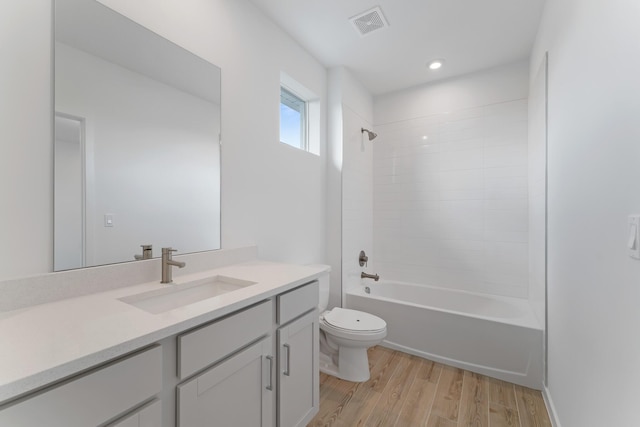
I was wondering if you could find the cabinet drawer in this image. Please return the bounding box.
[277,281,319,325]
[178,300,273,380]
[0,346,162,427]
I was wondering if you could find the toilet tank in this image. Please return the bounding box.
[317,273,330,312]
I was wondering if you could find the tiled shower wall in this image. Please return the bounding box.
[342,105,374,293]
[373,99,529,298]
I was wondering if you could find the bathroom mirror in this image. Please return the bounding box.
[54,0,221,271]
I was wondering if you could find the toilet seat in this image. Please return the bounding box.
[323,308,386,332]
[320,308,387,342]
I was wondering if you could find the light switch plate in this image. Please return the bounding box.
[628,215,640,259]
[104,214,114,228]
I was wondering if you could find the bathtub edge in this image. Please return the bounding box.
[379,340,543,390]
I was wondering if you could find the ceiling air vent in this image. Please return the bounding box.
[350,6,389,37]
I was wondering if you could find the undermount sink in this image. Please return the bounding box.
[119,276,257,314]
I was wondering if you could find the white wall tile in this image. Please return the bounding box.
[440,138,485,152]
[485,186,528,200]
[484,144,528,168]
[485,175,528,190]
[438,170,484,190]
[439,189,485,201]
[483,230,528,243]
[342,105,375,295]
[440,148,483,171]
[373,97,530,298]
[484,198,528,211]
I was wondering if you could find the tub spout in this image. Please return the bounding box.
[361,272,379,281]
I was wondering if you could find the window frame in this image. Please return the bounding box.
[279,86,308,151]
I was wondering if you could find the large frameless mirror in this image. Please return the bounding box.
[54,0,221,271]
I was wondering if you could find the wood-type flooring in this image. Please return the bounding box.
[308,346,552,427]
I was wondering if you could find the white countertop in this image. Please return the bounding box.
[0,260,329,403]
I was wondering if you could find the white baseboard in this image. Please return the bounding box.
[542,386,561,427]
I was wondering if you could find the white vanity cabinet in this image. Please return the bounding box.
[0,346,162,427]
[176,300,273,381]
[176,281,320,427]
[176,300,275,427]
[177,337,274,427]
[0,277,322,427]
[276,282,319,427]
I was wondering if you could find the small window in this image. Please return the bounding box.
[280,87,307,150]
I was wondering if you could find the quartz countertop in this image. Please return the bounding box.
[0,260,329,403]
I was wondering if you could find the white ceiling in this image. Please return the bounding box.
[248,0,546,95]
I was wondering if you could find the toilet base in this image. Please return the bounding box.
[337,346,371,382]
[319,346,371,382]
[318,351,340,378]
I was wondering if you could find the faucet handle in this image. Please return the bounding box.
[162,247,177,254]
[135,244,153,260]
[359,250,369,267]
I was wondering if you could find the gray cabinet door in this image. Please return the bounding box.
[177,336,274,427]
[277,309,319,427]
[109,400,161,427]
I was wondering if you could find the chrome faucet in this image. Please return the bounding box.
[134,244,153,260]
[361,272,379,281]
[161,247,186,284]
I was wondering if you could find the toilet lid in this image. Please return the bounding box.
[323,308,386,332]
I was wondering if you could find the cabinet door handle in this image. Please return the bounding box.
[283,344,291,376]
[266,355,274,391]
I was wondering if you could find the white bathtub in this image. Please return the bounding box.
[346,281,543,389]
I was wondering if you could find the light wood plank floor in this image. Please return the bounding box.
[308,346,552,427]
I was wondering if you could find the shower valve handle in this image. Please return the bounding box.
[359,250,368,267]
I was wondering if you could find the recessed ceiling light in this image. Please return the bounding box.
[428,59,444,70]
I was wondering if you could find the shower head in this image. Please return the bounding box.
[361,128,378,141]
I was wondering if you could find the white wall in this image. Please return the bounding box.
[341,87,374,298]
[0,0,328,280]
[0,1,52,279]
[373,62,530,298]
[375,61,530,124]
[326,68,343,308]
[327,67,374,308]
[528,55,547,329]
[56,42,220,266]
[98,0,328,267]
[342,110,374,294]
[531,1,640,425]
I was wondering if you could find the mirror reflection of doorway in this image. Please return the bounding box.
[54,113,85,270]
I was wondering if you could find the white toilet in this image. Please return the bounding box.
[318,276,387,382]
